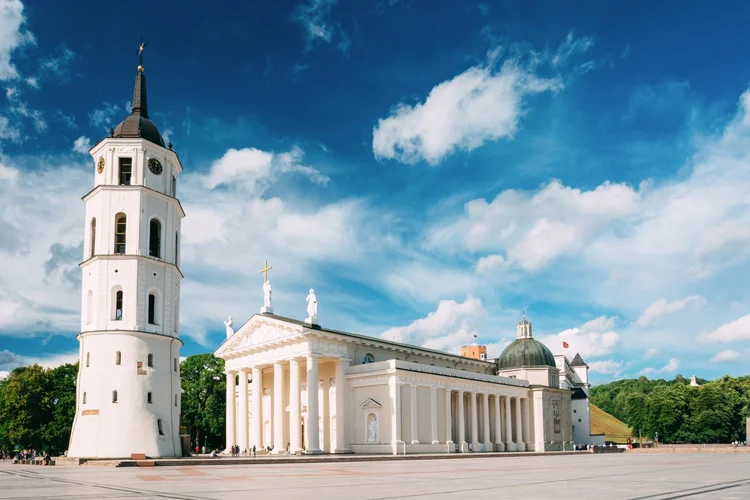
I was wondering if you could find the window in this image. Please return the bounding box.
[115,290,123,320]
[112,390,118,403]
[149,219,161,258]
[118,158,132,185]
[148,293,156,324]
[90,218,96,258]
[573,409,577,413]
[174,394,178,407]
[578,418,582,423]
[86,290,93,324]
[148,354,153,367]
[115,351,121,365]
[86,352,90,367]
[173,358,177,372]
[363,353,374,364]
[172,176,176,196]
[147,392,152,404]
[157,419,164,435]
[175,232,179,265]
[114,213,127,254]
[83,392,87,404]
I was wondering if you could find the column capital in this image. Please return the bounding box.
[334,357,351,366]
[288,358,301,365]
[225,370,238,376]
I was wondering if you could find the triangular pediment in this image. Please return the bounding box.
[214,314,305,357]
[360,398,382,409]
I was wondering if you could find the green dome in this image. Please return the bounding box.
[497,338,556,370]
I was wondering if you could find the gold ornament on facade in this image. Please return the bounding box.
[97,157,105,173]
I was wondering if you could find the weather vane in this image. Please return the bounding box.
[137,37,147,72]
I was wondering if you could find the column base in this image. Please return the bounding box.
[445,440,454,453]
[431,440,440,444]
[304,448,323,454]
[506,442,518,452]
[494,442,505,452]
[411,440,420,444]
[471,441,481,452]
[484,441,493,452]
[517,442,526,452]
[459,441,469,453]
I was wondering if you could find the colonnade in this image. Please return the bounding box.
[225,355,349,454]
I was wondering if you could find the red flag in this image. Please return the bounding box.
[562,341,569,348]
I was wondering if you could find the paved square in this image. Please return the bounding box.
[1,454,749,500]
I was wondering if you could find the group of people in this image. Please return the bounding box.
[227,444,258,457]
[1,449,51,465]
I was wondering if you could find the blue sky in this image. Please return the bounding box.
[2,0,750,383]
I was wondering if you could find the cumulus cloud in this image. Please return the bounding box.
[588,359,623,375]
[644,348,659,359]
[636,295,706,326]
[373,55,562,165]
[0,348,78,372]
[709,350,740,363]
[641,357,679,375]
[540,316,620,359]
[380,296,485,354]
[474,254,506,275]
[72,135,91,155]
[702,314,750,344]
[0,0,35,81]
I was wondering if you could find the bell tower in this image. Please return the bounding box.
[67,53,184,458]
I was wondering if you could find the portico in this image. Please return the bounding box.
[215,312,550,455]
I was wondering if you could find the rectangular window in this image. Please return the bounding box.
[147,392,152,404]
[174,394,178,407]
[115,291,123,320]
[157,419,164,435]
[148,353,153,367]
[119,158,132,185]
[172,176,176,196]
[148,294,156,324]
[173,358,177,372]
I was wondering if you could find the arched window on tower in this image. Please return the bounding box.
[149,219,161,258]
[115,290,123,320]
[114,213,127,254]
[112,390,118,403]
[148,293,157,325]
[86,352,90,367]
[115,351,121,365]
[147,392,152,404]
[90,218,96,258]
[83,392,87,404]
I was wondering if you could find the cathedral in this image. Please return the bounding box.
[66,57,602,458]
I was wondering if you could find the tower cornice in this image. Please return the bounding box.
[89,137,184,174]
[76,329,184,345]
[79,253,184,279]
[81,184,186,218]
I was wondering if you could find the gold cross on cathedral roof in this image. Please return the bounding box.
[260,260,273,282]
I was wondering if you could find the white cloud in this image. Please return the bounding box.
[88,102,120,131]
[373,54,562,165]
[0,0,35,81]
[709,350,740,363]
[24,75,37,88]
[72,136,91,155]
[636,295,706,326]
[38,44,75,77]
[0,370,8,380]
[0,115,20,142]
[380,296,485,354]
[644,348,659,359]
[702,314,750,344]
[551,32,595,66]
[588,359,623,374]
[0,348,77,372]
[475,254,506,275]
[293,0,348,52]
[202,145,329,192]
[540,316,620,359]
[661,358,679,373]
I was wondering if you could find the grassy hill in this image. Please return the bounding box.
[590,404,632,444]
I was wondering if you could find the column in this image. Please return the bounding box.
[430,387,439,444]
[273,362,285,453]
[515,396,525,451]
[289,359,301,454]
[238,369,249,451]
[505,395,515,451]
[482,392,492,452]
[494,395,505,451]
[444,389,453,447]
[251,366,262,449]
[389,377,401,455]
[410,384,419,444]
[470,392,479,451]
[533,390,545,453]
[225,371,236,452]
[306,354,321,453]
[522,397,531,451]
[334,359,348,453]
[457,390,466,451]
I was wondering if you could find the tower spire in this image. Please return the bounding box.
[132,38,148,118]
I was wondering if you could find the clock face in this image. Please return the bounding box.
[96,157,105,174]
[148,158,163,175]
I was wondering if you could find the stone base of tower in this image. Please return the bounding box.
[67,331,182,458]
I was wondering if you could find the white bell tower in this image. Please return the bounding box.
[67,58,184,458]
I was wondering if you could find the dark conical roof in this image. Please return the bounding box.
[497,337,557,370]
[570,352,588,367]
[111,70,165,147]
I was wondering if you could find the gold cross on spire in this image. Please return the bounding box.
[260,260,273,282]
[137,37,147,72]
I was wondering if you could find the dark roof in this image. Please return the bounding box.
[571,387,588,400]
[497,337,557,370]
[570,352,588,367]
[111,71,165,147]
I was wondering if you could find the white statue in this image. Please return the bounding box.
[224,316,234,339]
[305,288,318,324]
[367,414,378,442]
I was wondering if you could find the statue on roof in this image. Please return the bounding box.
[224,316,234,339]
[305,289,318,325]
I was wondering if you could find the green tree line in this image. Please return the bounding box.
[590,374,750,444]
[0,354,227,454]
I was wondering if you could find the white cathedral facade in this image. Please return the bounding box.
[67,64,184,458]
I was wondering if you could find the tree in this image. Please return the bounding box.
[180,354,226,450]
[43,363,78,453]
